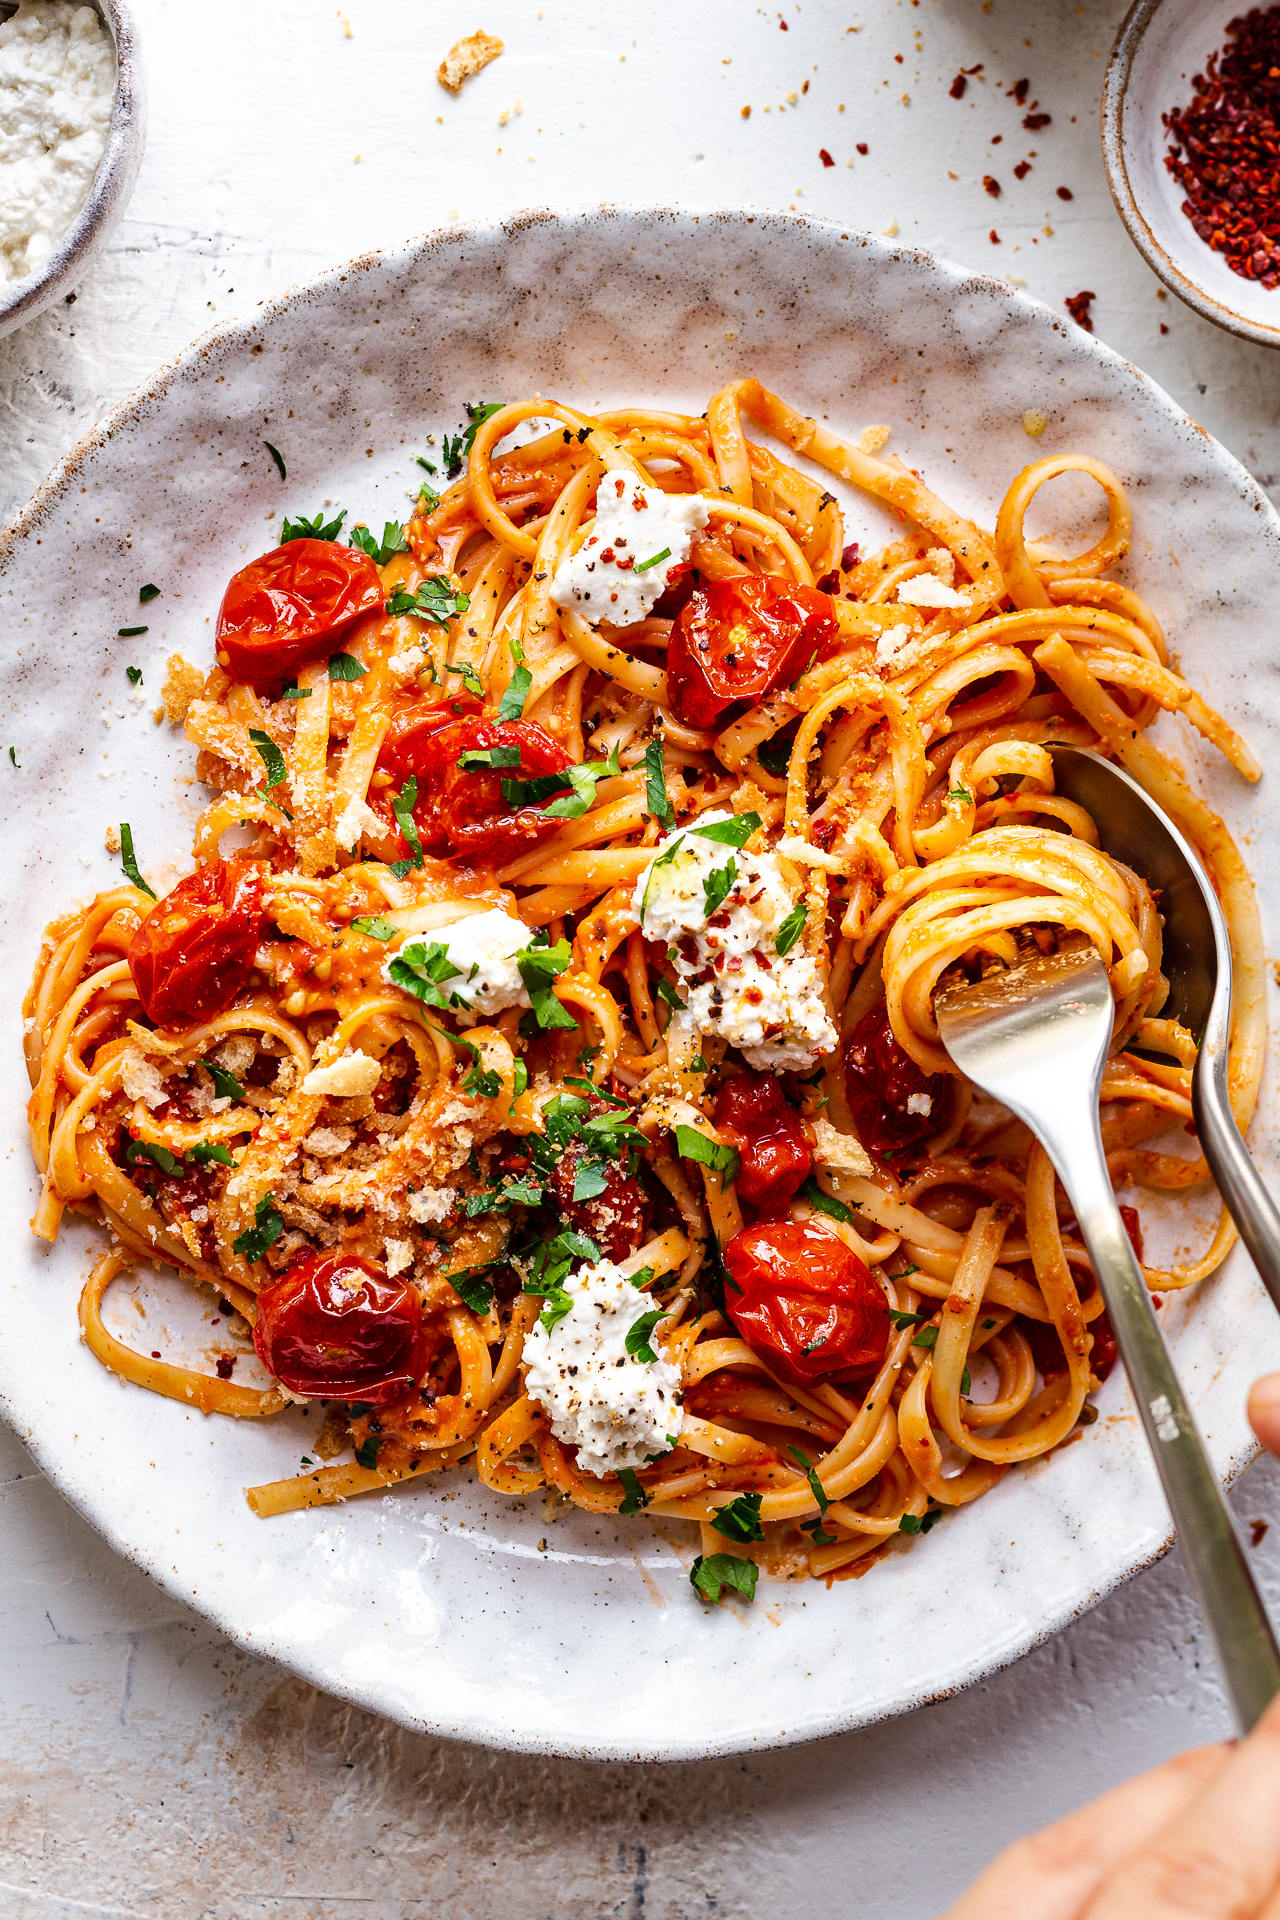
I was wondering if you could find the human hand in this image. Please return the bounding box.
[939,1689,1280,1917]
[1249,1372,1280,1459]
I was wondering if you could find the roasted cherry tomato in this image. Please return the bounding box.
[127,859,265,1029]
[253,1252,428,1406]
[723,1218,890,1387]
[373,704,574,865]
[845,1002,948,1158]
[713,1072,812,1219]
[665,574,838,729]
[216,538,383,690]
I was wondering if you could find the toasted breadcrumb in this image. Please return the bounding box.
[162,655,204,725]
[104,824,121,853]
[859,424,891,455]
[437,29,503,91]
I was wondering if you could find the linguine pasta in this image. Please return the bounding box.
[23,381,1264,1596]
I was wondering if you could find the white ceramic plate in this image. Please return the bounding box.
[3,208,1280,1762]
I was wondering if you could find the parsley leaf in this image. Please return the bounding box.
[502,745,621,820]
[899,1509,941,1535]
[757,727,797,776]
[702,858,737,919]
[464,1175,542,1218]
[117,625,148,638]
[788,1445,830,1514]
[126,665,143,686]
[692,811,760,849]
[391,777,424,867]
[496,633,531,723]
[280,682,312,700]
[675,1125,739,1185]
[125,1136,184,1177]
[233,1191,285,1262]
[189,1140,236,1168]
[912,1325,939,1351]
[446,661,485,697]
[711,1491,765,1543]
[356,1433,384,1470]
[653,976,686,1012]
[447,1266,497,1315]
[352,915,397,941]
[889,1309,930,1331]
[389,938,466,1009]
[385,577,471,625]
[349,520,409,567]
[139,583,160,603]
[263,440,287,482]
[459,744,522,772]
[572,1158,609,1202]
[118,822,156,900]
[634,545,671,574]
[800,1175,852,1224]
[281,507,346,544]
[624,1310,663,1364]
[464,1064,503,1099]
[517,938,578,1031]
[446,400,505,478]
[690,1553,759,1605]
[948,786,973,805]
[616,1468,649,1515]
[248,728,287,792]
[196,1065,243,1109]
[644,737,675,830]
[328,651,366,681]
[775,900,807,956]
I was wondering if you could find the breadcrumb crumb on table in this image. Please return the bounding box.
[104,824,121,853]
[437,29,503,92]
[161,655,204,725]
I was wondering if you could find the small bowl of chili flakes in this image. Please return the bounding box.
[1103,0,1280,347]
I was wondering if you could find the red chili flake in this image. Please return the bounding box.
[841,542,861,570]
[1013,160,1032,179]
[150,1351,161,1360]
[1251,1519,1270,1547]
[1056,185,1074,200]
[1008,77,1030,104]
[215,1353,237,1379]
[949,73,967,98]
[819,148,835,167]
[989,228,1001,243]
[895,53,903,63]
[984,174,1001,197]
[1023,112,1052,130]
[1066,289,1096,330]
[963,62,984,73]
[1160,321,1170,333]
[1164,9,1280,289]
[991,133,1003,143]
[779,15,788,26]
[856,141,869,154]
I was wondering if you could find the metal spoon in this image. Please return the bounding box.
[935,941,1280,1732]
[1049,744,1280,1315]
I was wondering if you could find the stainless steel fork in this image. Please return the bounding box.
[935,945,1280,1731]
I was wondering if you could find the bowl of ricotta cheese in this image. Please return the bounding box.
[0,0,145,339]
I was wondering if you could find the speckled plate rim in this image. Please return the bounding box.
[1101,0,1280,349]
[1,204,1278,1762]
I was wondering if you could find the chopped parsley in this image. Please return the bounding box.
[948,785,974,805]
[463,1064,503,1099]
[616,1468,648,1515]
[692,811,760,848]
[911,1325,939,1351]
[446,1266,497,1315]
[496,633,531,722]
[634,546,671,573]
[572,1159,608,1202]
[516,938,577,1031]
[117,625,148,638]
[757,727,797,776]
[899,1508,941,1535]
[356,1433,384,1470]
[232,1191,285,1262]
[800,1176,852,1224]
[388,938,467,1010]
[385,577,471,625]
[459,744,522,772]
[248,728,287,793]
[126,665,143,686]
[675,1124,739,1185]
[263,439,287,482]
[624,1310,663,1365]
[702,858,737,918]
[352,915,397,941]
[690,1553,759,1605]
[328,651,366,681]
[118,822,156,899]
[125,1136,183,1177]
[139,583,160,603]
[281,508,346,544]
[443,400,506,479]
[889,1309,930,1331]
[391,777,424,867]
[189,1140,237,1168]
[445,661,485,698]
[711,1490,765,1543]
[464,1175,543,1219]
[789,1446,837,1543]
[206,1062,246,1101]
[653,976,686,1012]
[349,520,409,566]
[7,748,17,768]
[775,900,807,956]
[281,682,312,700]
[502,745,621,820]
[644,737,675,830]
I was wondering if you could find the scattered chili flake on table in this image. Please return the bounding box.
[1164,5,1280,288]
[1008,78,1030,104]
[1056,185,1074,200]
[949,72,966,98]
[856,141,868,154]
[819,147,835,166]
[984,174,1001,197]
[1014,160,1032,179]
[1024,111,1051,130]
[1066,289,1096,331]
[989,228,1001,243]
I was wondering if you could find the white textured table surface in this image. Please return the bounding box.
[3,2,1280,1915]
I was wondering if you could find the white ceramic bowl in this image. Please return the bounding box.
[0,0,146,341]
[2,208,1280,1760]
[1103,0,1280,346]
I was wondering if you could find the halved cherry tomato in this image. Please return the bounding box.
[666,574,838,729]
[373,705,574,865]
[127,859,265,1029]
[713,1073,812,1219]
[253,1252,428,1406]
[216,538,383,691]
[723,1218,889,1387]
[845,1002,948,1158]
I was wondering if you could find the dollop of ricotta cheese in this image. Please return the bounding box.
[632,811,838,1072]
[0,3,115,284]
[549,469,709,628]
[382,906,532,1026]
[522,1261,684,1477]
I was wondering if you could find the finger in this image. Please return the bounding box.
[1249,1373,1280,1458]
[1085,1687,1280,1919]
[938,1743,1230,1920]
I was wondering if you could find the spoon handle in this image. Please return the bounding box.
[1194,1041,1280,1317]
[1044,1104,1280,1732]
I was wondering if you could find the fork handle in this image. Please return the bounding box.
[1194,1040,1280,1319]
[1053,1115,1280,1732]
